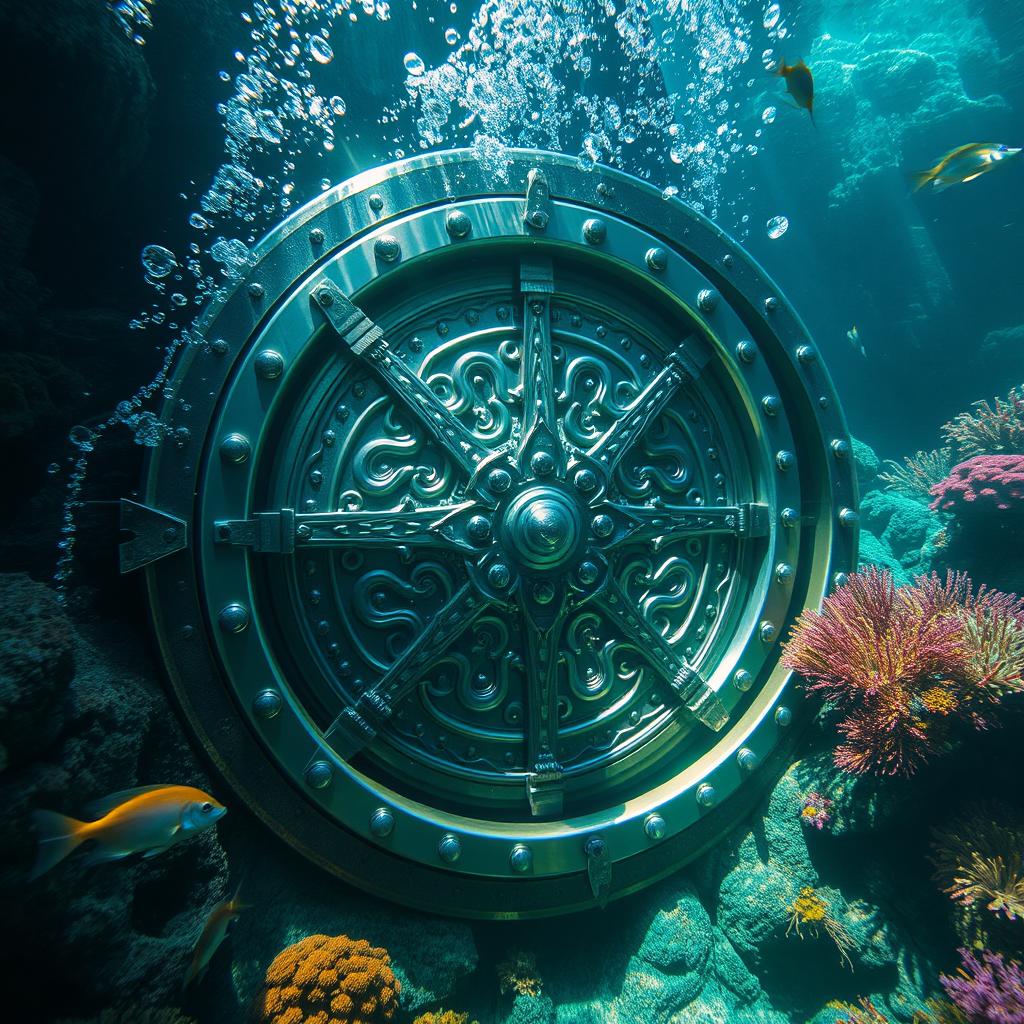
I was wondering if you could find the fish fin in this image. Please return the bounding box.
[30,809,87,880]
[183,959,206,991]
[82,785,173,820]
[909,170,935,193]
[961,171,984,183]
[81,845,133,867]
[142,844,173,859]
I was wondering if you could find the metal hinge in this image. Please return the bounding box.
[215,510,296,554]
[523,167,552,231]
[585,834,612,907]
[738,502,770,538]
[119,500,188,573]
[672,664,729,731]
[527,751,564,817]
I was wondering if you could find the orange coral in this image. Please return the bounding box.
[412,1013,477,1024]
[252,934,400,1024]
[497,949,542,997]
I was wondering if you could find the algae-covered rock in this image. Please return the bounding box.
[859,490,942,579]
[504,994,556,1024]
[852,437,881,494]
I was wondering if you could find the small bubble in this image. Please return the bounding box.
[445,27,460,45]
[47,462,61,475]
[763,3,781,31]
[766,215,789,239]
[141,244,176,279]
[404,52,426,76]
[762,105,777,124]
[330,95,347,117]
[309,35,334,64]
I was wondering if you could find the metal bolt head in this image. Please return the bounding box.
[737,747,759,771]
[696,783,716,807]
[591,513,614,538]
[583,218,607,244]
[369,807,395,838]
[219,432,250,464]
[574,468,597,493]
[218,602,250,634]
[368,193,384,212]
[247,282,264,300]
[839,507,859,528]
[833,571,850,589]
[781,507,799,528]
[775,562,794,585]
[445,208,472,239]
[831,438,851,459]
[533,581,555,605]
[306,760,333,789]
[210,338,229,356]
[488,468,512,494]
[509,844,532,873]
[722,253,734,268]
[760,620,777,643]
[317,287,334,307]
[527,210,549,230]
[253,688,282,719]
[645,246,668,272]
[531,450,555,477]
[585,835,606,857]
[374,234,401,263]
[255,349,284,380]
[764,295,779,312]
[775,705,793,727]
[644,813,667,840]
[697,288,719,313]
[487,562,511,589]
[796,344,817,365]
[309,227,325,245]
[438,833,462,863]
[762,394,781,417]
[577,560,600,585]
[733,668,753,692]
[468,515,491,543]
[735,340,757,364]
[776,450,795,472]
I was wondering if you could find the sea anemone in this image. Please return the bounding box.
[941,384,1024,458]
[940,948,1024,1023]
[784,886,856,971]
[800,791,833,831]
[880,448,954,501]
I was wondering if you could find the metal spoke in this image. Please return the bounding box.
[595,575,728,732]
[312,279,493,476]
[522,602,565,817]
[325,581,493,758]
[585,343,697,477]
[593,501,770,551]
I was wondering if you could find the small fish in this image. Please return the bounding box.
[911,143,1021,193]
[184,882,248,989]
[847,325,866,358]
[31,784,227,880]
[774,58,815,123]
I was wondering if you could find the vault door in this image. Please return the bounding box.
[136,150,857,918]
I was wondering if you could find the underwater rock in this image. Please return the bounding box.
[0,155,39,269]
[859,491,942,579]
[505,994,556,1024]
[852,438,881,494]
[0,350,88,445]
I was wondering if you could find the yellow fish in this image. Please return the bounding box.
[184,882,248,989]
[31,784,227,879]
[911,142,1021,193]
[774,58,815,124]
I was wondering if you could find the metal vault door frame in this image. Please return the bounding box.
[135,149,857,918]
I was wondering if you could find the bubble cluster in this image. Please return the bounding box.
[108,0,157,47]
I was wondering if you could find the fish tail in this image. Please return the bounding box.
[30,809,87,880]
[909,169,935,193]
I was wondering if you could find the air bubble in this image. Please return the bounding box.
[309,35,334,64]
[404,52,426,76]
[763,3,781,31]
[762,106,777,124]
[766,215,789,239]
[140,244,176,279]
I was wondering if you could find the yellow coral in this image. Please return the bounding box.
[790,886,827,926]
[251,933,400,1024]
[497,949,542,997]
[784,887,856,971]
[920,686,959,715]
[412,1013,477,1024]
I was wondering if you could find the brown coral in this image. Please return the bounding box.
[251,934,400,1024]
[497,949,542,998]
[411,1013,477,1024]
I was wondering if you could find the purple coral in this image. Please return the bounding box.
[941,948,1024,1024]
[929,455,1024,518]
[800,791,833,831]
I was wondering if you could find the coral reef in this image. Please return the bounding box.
[880,449,954,502]
[251,934,400,1024]
[832,998,891,1023]
[940,948,1024,1023]
[930,455,1024,518]
[860,490,943,583]
[411,1012,476,1024]
[785,887,856,971]
[498,950,542,998]
[941,386,1024,458]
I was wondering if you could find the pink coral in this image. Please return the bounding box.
[929,455,1024,517]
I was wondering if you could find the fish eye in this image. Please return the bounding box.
[201,802,213,814]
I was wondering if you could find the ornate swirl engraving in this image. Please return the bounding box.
[560,355,636,450]
[564,611,618,702]
[427,350,516,447]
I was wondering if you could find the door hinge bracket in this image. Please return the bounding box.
[523,167,552,231]
[119,499,188,573]
[214,510,296,554]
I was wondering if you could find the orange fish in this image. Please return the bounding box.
[31,784,227,879]
[775,58,815,123]
[184,882,248,989]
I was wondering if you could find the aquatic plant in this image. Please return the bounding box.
[831,998,891,1023]
[800,791,833,831]
[412,1013,476,1024]
[931,807,1024,924]
[497,949,543,998]
[941,385,1024,458]
[940,948,1024,1023]
[880,449,954,501]
[251,934,400,1024]
[784,886,856,971]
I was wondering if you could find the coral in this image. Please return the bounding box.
[880,449,954,502]
[832,998,891,1023]
[251,934,400,1024]
[932,807,1024,924]
[940,948,1024,1023]
[411,1013,475,1024]
[941,385,1024,458]
[801,791,834,831]
[913,999,968,1024]
[785,887,856,971]
[930,456,1024,519]
[853,437,881,492]
[497,950,542,998]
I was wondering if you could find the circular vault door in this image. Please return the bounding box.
[138,149,857,917]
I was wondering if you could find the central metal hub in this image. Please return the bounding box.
[503,486,581,570]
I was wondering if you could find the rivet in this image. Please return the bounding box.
[162,526,178,543]
[531,450,555,477]
[527,210,548,230]
[776,450,795,472]
[762,394,781,416]
[722,253,734,268]
[831,439,851,459]
[591,514,614,538]
[369,807,395,838]
[487,562,511,590]
[247,282,264,300]
[796,344,817,365]
[468,515,491,543]
[737,747,759,771]
[696,783,716,807]
[839,507,859,527]
[179,624,195,640]
[733,669,753,692]
[368,193,384,212]
[218,602,250,633]
[254,349,284,380]
[374,235,401,263]
[781,507,799,527]
[308,227,325,245]
[317,286,334,307]
[306,760,333,789]
[775,562,794,585]
[760,620,777,643]
[583,218,607,244]
[764,296,779,312]
[488,468,512,493]
[219,432,250,464]
[509,844,533,873]
[438,834,462,864]
[533,581,555,605]
[697,288,719,313]
[253,688,282,719]
[833,571,850,588]
[210,338,229,356]
[645,246,668,272]
[578,561,600,585]
[574,468,597,493]
[735,340,756,364]
[445,208,472,239]
[775,706,793,727]
[644,813,667,840]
